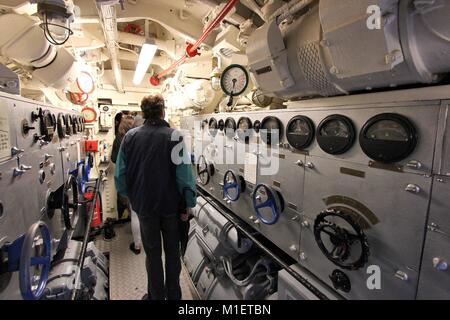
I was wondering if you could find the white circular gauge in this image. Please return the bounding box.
[81,107,97,123]
[220,64,249,96]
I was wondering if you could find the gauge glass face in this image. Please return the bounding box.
[209,118,218,137]
[261,117,282,146]
[287,116,314,150]
[238,118,252,131]
[365,120,409,142]
[320,119,350,138]
[221,65,249,96]
[82,107,97,123]
[218,119,225,131]
[224,118,237,138]
[289,119,311,136]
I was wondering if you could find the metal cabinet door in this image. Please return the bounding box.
[301,156,432,299]
[253,151,303,260]
[417,175,450,299]
[0,158,29,244]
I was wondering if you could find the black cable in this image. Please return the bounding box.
[39,13,73,46]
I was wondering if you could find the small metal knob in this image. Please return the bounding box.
[253,219,261,225]
[299,252,307,261]
[289,245,298,252]
[20,164,32,171]
[44,154,54,161]
[395,270,409,281]
[433,257,448,271]
[11,147,24,156]
[38,140,49,147]
[301,220,310,228]
[305,162,315,169]
[58,146,67,152]
[405,184,421,194]
[406,160,423,170]
[249,216,256,221]
[295,160,304,167]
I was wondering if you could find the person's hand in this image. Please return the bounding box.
[180,208,194,222]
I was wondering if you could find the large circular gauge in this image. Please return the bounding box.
[359,113,417,163]
[236,117,253,143]
[201,119,208,131]
[39,109,55,142]
[81,106,97,123]
[209,118,218,137]
[224,118,237,138]
[316,115,355,155]
[286,115,315,150]
[260,116,283,146]
[220,64,249,97]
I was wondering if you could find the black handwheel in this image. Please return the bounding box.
[314,209,369,271]
[196,155,214,186]
[62,174,79,230]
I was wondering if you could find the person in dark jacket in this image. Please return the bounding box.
[111,115,134,220]
[114,95,196,300]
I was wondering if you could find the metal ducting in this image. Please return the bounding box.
[96,0,124,92]
[246,0,450,99]
[0,13,78,90]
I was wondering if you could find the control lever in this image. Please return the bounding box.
[405,184,421,194]
[13,167,27,177]
[20,164,32,171]
[11,147,24,156]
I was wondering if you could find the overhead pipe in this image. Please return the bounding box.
[150,0,239,86]
[96,0,124,93]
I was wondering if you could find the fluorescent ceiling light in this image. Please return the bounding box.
[133,41,157,85]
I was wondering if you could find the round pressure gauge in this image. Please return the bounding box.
[220,64,249,97]
[317,115,356,155]
[286,115,315,150]
[218,119,225,132]
[209,118,218,137]
[360,113,417,163]
[224,117,237,138]
[236,117,253,143]
[81,106,97,123]
[260,116,283,146]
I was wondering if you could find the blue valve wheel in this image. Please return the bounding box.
[223,170,246,202]
[19,221,52,300]
[252,184,284,225]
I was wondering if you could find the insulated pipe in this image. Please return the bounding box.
[150,0,239,86]
[117,31,177,59]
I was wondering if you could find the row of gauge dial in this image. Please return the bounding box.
[32,108,86,142]
[203,113,417,164]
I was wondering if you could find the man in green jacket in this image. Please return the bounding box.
[114,95,196,300]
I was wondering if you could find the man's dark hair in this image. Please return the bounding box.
[141,94,165,120]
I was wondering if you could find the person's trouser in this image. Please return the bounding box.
[129,206,142,248]
[138,213,181,300]
[117,194,128,220]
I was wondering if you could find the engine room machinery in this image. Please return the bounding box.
[181,83,450,300]
[0,92,104,300]
[246,0,450,99]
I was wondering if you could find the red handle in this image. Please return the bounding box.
[150,0,238,86]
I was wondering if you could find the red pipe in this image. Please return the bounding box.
[150,0,238,86]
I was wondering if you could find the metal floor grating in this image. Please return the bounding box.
[95,223,198,300]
